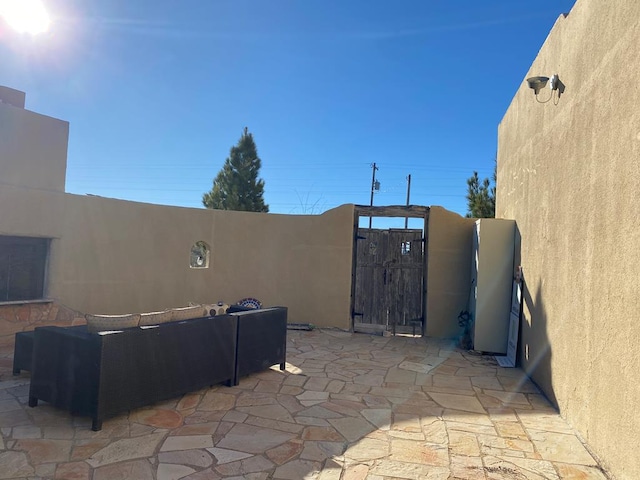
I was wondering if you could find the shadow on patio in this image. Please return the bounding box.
[0,330,608,480]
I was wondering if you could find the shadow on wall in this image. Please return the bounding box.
[520,272,557,408]
[512,224,557,408]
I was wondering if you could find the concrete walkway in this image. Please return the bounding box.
[0,330,609,479]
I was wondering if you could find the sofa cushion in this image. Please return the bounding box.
[85,314,141,333]
[139,310,173,326]
[170,305,208,322]
[204,303,230,316]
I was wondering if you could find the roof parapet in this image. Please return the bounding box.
[0,86,26,109]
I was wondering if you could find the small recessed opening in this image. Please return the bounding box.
[189,241,210,269]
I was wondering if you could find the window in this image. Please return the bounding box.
[0,236,49,302]
[401,241,411,255]
[189,241,210,268]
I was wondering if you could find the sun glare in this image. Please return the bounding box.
[0,0,51,35]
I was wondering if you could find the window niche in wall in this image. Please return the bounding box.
[0,235,50,302]
[189,241,210,269]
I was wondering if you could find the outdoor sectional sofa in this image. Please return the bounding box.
[27,306,287,430]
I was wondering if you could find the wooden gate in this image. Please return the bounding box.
[353,228,425,333]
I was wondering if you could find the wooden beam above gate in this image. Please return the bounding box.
[355,205,429,219]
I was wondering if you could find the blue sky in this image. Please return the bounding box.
[1,0,576,223]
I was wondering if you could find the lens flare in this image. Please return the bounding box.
[0,0,51,35]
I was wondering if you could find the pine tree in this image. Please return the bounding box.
[202,127,269,212]
[465,160,496,218]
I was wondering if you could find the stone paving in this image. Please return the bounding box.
[0,329,610,479]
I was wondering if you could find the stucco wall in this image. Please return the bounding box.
[0,97,68,193]
[0,86,26,108]
[425,207,475,338]
[0,183,355,329]
[496,1,640,477]
[55,197,355,329]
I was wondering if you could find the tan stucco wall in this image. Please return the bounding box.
[0,184,66,240]
[56,198,355,329]
[0,96,68,193]
[0,86,26,108]
[497,1,640,477]
[425,206,475,338]
[0,184,355,329]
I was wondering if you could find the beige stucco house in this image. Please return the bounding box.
[497,0,640,477]
[0,85,474,343]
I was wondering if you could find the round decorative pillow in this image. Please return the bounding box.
[237,298,262,309]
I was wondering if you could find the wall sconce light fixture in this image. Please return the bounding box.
[526,74,565,104]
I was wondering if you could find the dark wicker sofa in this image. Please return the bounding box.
[28,307,287,430]
[234,307,287,381]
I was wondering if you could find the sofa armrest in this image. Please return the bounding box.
[28,326,101,415]
[232,307,288,383]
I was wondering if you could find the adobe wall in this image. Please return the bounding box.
[496,0,640,477]
[52,196,355,329]
[0,185,355,330]
[425,207,475,338]
[0,87,68,193]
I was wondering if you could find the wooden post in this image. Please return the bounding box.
[404,174,411,228]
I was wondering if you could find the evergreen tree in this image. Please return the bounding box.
[202,127,269,212]
[465,160,496,218]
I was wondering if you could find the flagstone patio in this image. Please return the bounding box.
[0,329,609,479]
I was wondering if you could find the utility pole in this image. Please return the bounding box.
[369,163,379,229]
[404,174,411,229]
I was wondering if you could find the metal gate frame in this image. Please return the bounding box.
[351,205,430,336]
